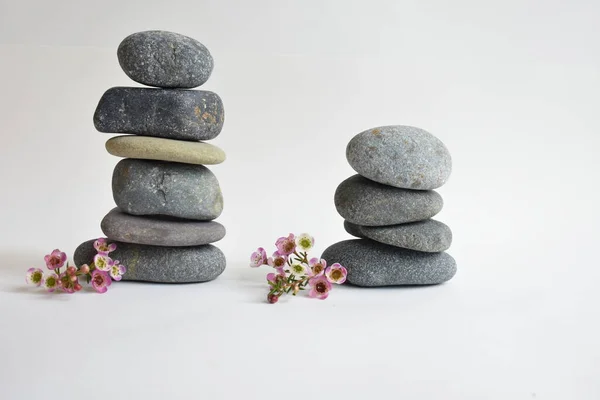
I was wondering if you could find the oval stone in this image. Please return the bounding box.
[74,239,226,283]
[335,175,443,226]
[106,136,226,165]
[321,239,456,286]
[101,208,226,246]
[118,31,213,89]
[112,159,223,220]
[94,87,224,141]
[347,125,452,190]
[344,219,452,252]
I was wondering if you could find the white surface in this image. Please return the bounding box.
[1,0,599,398]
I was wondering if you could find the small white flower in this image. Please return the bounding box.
[94,254,113,272]
[43,273,60,292]
[26,268,44,286]
[295,233,314,252]
[289,263,307,277]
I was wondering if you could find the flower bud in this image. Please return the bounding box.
[267,293,279,304]
[74,283,82,291]
[79,265,90,274]
[67,266,76,275]
[70,275,78,282]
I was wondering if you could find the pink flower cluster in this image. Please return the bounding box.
[25,238,126,294]
[250,233,347,303]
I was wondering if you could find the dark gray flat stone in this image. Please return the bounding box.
[94,87,224,141]
[74,239,225,283]
[335,175,443,226]
[101,208,226,246]
[321,239,456,287]
[118,30,213,89]
[344,219,452,252]
[112,159,223,220]
[347,125,452,190]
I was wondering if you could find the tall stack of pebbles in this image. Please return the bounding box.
[74,31,226,283]
[322,125,456,287]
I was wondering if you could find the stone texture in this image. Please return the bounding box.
[344,219,452,252]
[106,135,225,165]
[112,159,223,220]
[335,175,443,226]
[74,239,225,283]
[94,87,224,141]
[118,30,213,89]
[321,239,456,286]
[347,125,452,190]
[101,208,226,246]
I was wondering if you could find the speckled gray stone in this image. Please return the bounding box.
[118,31,213,89]
[347,125,452,190]
[343,220,366,238]
[101,208,226,246]
[74,239,225,283]
[344,219,452,252]
[94,87,224,141]
[112,159,223,220]
[321,239,456,286]
[335,175,443,226]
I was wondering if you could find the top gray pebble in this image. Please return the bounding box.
[117,31,214,89]
[347,125,452,190]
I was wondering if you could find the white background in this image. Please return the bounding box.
[1,0,599,398]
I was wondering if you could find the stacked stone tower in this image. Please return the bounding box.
[75,31,226,283]
[322,125,456,287]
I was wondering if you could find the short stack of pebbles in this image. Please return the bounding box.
[74,31,226,283]
[322,125,456,287]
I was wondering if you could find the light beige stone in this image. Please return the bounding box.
[105,135,226,165]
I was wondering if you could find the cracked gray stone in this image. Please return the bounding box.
[94,87,224,141]
[101,208,226,246]
[321,239,456,286]
[344,219,452,252]
[335,175,443,226]
[74,239,225,283]
[118,30,213,89]
[112,159,223,220]
[347,125,452,190]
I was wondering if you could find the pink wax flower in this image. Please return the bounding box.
[325,263,348,284]
[44,249,67,270]
[267,252,287,269]
[250,234,340,303]
[267,268,286,285]
[91,270,112,294]
[26,268,44,286]
[93,254,113,272]
[26,238,125,295]
[43,273,60,292]
[94,238,117,255]
[308,276,332,300]
[275,234,296,256]
[308,258,326,277]
[109,260,126,281]
[250,247,268,268]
